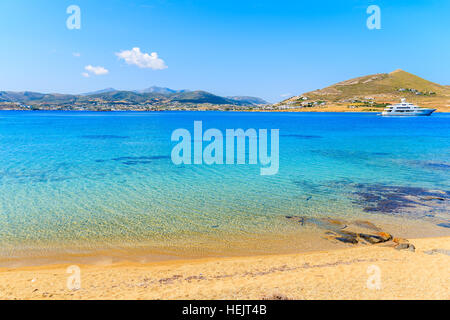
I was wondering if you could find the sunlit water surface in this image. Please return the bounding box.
[0,111,449,266]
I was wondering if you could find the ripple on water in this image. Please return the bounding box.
[81,135,130,140]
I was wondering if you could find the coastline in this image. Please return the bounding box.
[1,108,450,112]
[1,236,449,300]
[2,211,448,269]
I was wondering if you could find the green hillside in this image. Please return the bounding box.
[0,88,267,110]
[169,91,234,105]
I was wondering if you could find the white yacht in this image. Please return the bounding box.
[381,98,436,116]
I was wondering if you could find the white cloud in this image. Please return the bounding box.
[84,65,109,76]
[116,47,167,70]
[81,72,90,78]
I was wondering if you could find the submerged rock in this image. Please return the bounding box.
[395,243,416,252]
[375,232,393,242]
[353,220,382,231]
[393,237,409,245]
[393,237,415,252]
[301,217,347,231]
[424,249,450,256]
[324,218,347,228]
[359,233,385,244]
[285,215,399,247]
[335,236,358,244]
[324,226,392,246]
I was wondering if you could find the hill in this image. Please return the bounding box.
[0,91,74,102]
[227,96,268,105]
[277,70,450,112]
[136,86,189,95]
[82,88,117,96]
[0,87,267,111]
[168,91,233,105]
[86,91,152,103]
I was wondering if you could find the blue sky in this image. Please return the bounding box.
[0,0,448,102]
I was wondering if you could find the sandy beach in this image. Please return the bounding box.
[0,236,448,300]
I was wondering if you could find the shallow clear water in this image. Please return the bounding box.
[0,111,449,264]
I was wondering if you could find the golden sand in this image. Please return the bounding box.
[0,237,448,300]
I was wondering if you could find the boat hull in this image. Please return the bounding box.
[381,109,436,116]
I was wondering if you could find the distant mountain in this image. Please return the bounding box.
[0,91,44,102]
[87,90,149,103]
[0,91,75,103]
[136,86,188,95]
[169,91,235,105]
[84,90,236,105]
[0,87,268,110]
[227,96,268,105]
[278,69,450,111]
[81,87,266,105]
[82,88,117,96]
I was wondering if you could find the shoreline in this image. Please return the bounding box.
[2,213,448,269]
[1,109,450,113]
[1,236,449,300]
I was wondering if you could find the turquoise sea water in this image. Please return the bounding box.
[0,111,449,263]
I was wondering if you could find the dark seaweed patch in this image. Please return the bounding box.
[312,150,391,161]
[122,160,153,166]
[437,222,450,228]
[94,155,171,166]
[408,160,450,171]
[424,162,450,170]
[112,156,170,161]
[353,183,449,214]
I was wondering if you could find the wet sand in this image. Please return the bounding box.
[0,236,448,300]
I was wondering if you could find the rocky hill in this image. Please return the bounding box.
[277,70,450,112]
